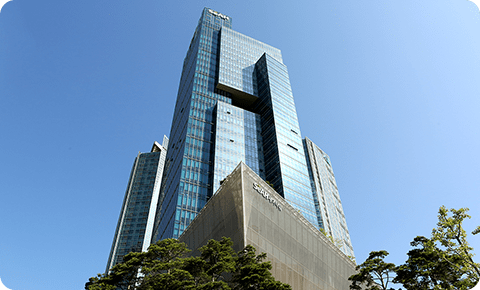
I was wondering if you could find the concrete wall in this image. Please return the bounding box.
[180,162,357,290]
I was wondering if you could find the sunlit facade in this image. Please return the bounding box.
[106,138,168,271]
[179,162,357,290]
[304,137,354,258]
[213,101,264,194]
[152,8,320,242]
[151,9,353,261]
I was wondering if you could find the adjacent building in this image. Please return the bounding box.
[304,137,354,258]
[106,137,168,271]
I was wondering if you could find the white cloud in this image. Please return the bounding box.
[468,0,480,12]
[0,277,12,290]
[0,0,12,13]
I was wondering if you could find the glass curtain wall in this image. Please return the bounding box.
[153,8,325,241]
[153,9,233,240]
[303,137,355,257]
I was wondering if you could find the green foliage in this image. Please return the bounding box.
[86,250,146,290]
[232,245,291,289]
[265,181,275,189]
[200,237,236,283]
[350,206,479,290]
[394,236,465,290]
[86,237,290,290]
[348,250,396,290]
[473,226,480,236]
[431,206,480,285]
[320,228,347,256]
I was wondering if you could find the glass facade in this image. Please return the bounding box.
[253,54,318,227]
[152,8,352,248]
[303,137,355,258]
[152,8,233,241]
[213,101,264,193]
[106,138,168,271]
[218,27,282,97]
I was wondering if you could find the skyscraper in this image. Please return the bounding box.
[152,8,320,242]
[106,137,168,271]
[152,6,345,245]
[304,137,354,257]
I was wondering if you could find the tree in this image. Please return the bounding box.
[232,245,290,290]
[139,238,197,290]
[348,250,396,290]
[86,237,290,290]
[350,206,479,290]
[394,236,465,290]
[86,239,196,290]
[197,237,236,289]
[431,206,480,287]
[85,250,146,290]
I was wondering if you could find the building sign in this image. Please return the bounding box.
[253,183,282,211]
[208,9,229,20]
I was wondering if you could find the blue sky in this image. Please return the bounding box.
[1,0,479,289]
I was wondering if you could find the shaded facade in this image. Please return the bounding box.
[304,137,354,258]
[179,162,357,290]
[106,137,168,271]
[153,8,319,242]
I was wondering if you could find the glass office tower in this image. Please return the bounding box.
[152,8,336,241]
[106,138,168,270]
[303,137,354,258]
